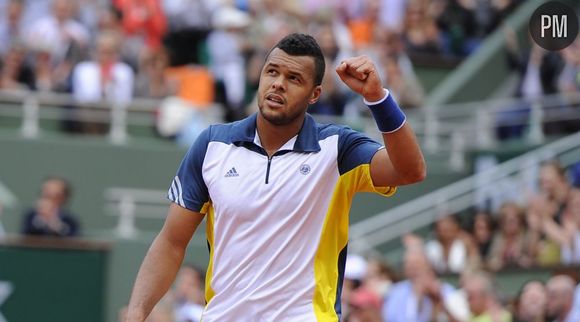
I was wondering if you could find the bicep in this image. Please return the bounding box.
[369,148,404,187]
[159,202,205,248]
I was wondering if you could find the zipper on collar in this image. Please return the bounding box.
[265,156,272,184]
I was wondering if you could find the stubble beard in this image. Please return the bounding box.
[258,103,305,126]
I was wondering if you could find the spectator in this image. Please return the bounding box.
[498,29,564,139]
[545,275,580,322]
[383,247,455,322]
[561,189,580,264]
[112,0,167,68]
[162,0,214,66]
[72,30,134,105]
[134,47,176,99]
[342,254,368,320]
[342,0,381,51]
[362,258,397,301]
[540,189,580,266]
[432,0,480,56]
[24,0,90,67]
[533,161,574,225]
[513,280,547,322]
[424,215,480,274]
[487,202,533,271]
[558,41,580,95]
[377,0,407,33]
[347,288,383,322]
[464,271,512,322]
[96,5,136,66]
[442,271,472,322]
[173,264,204,322]
[401,0,442,55]
[471,212,496,261]
[28,43,70,92]
[377,30,424,108]
[504,30,563,100]
[206,5,251,121]
[0,0,26,56]
[0,42,35,90]
[308,23,349,116]
[487,0,522,35]
[21,176,80,237]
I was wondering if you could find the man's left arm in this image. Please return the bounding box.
[336,56,426,187]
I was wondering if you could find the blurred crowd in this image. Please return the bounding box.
[424,160,580,274]
[0,0,524,130]
[497,27,580,140]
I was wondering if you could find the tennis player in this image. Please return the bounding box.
[126,33,425,322]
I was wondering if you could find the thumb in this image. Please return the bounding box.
[335,62,347,78]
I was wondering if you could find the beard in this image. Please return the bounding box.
[258,102,306,126]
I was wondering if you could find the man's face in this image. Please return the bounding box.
[518,282,546,318]
[539,165,563,198]
[257,48,321,126]
[435,217,458,243]
[41,180,66,207]
[465,280,487,315]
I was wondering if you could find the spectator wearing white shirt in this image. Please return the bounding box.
[25,0,90,65]
[72,31,134,105]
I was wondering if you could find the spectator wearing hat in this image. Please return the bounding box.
[347,288,383,322]
[342,254,368,320]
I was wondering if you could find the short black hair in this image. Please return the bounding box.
[271,33,325,86]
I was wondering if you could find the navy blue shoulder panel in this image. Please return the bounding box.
[336,126,382,175]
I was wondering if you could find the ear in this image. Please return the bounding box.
[308,85,322,105]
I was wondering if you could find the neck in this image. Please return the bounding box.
[256,113,304,156]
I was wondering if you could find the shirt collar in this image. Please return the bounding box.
[230,113,321,153]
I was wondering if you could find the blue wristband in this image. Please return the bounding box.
[364,89,406,133]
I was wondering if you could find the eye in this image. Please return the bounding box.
[266,69,277,75]
[289,75,301,83]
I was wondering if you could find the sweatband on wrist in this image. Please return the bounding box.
[364,89,406,133]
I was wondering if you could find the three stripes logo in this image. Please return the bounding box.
[169,176,186,208]
[225,167,239,177]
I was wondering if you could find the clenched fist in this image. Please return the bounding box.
[335,56,385,102]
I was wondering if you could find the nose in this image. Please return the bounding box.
[271,75,286,92]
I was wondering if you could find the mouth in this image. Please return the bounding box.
[265,93,285,107]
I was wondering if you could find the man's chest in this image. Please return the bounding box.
[201,144,339,219]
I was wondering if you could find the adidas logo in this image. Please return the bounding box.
[224,167,239,177]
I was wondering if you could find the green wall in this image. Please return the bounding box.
[0,242,108,322]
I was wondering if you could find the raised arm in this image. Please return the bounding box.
[125,203,205,322]
[336,56,426,187]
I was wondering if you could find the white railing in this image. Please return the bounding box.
[103,187,171,239]
[0,181,18,237]
[349,131,580,255]
[0,89,222,145]
[0,181,17,209]
[1,89,579,170]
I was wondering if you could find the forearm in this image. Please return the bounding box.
[125,233,187,321]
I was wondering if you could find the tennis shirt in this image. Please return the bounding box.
[168,112,396,321]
